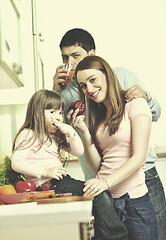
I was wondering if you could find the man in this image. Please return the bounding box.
[53,28,166,240]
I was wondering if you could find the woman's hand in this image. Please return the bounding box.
[66,108,87,132]
[42,166,66,180]
[83,178,108,197]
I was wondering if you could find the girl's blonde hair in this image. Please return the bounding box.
[12,89,69,153]
[75,55,126,148]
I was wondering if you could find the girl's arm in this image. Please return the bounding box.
[12,144,44,178]
[12,130,43,177]
[12,130,66,179]
[12,149,66,180]
[53,120,84,156]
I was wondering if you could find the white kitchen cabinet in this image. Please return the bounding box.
[0,0,35,105]
[31,0,46,91]
[0,0,24,88]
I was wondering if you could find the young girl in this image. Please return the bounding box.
[12,89,128,240]
[69,55,158,240]
[12,89,86,195]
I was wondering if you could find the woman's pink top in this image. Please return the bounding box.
[12,129,84,187]
[96,98,152,198]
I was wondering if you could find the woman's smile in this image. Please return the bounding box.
[89,89,101,99]
[77,69,108,104]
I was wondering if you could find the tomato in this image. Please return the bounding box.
[15,181,36,193]
[42,183,50,191]
[0,185,17,195]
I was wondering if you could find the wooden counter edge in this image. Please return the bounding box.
[156,152,166,158]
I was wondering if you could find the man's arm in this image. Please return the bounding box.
[114,67,161,122]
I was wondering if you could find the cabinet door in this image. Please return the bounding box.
[0,0,23,88]
[31,0,46,91]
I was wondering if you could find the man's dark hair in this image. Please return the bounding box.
[59,28,96,52]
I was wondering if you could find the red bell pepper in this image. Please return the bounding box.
[15,180,36,193]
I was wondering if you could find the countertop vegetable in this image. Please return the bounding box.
[0,185,17,195]
[16,181,36,193]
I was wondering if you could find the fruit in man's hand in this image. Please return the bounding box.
[67,101,86,116]
[0,185,17,195]
[42,183,50,191]
[15,180,36,193]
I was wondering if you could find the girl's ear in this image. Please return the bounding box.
[88,49,95,56]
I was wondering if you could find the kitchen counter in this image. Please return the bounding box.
[0,200,93,240]
[156,152,166,158]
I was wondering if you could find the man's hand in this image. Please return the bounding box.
[53,64,69,92]
[123,84,147,102]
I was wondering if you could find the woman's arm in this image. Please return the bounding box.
[81,125,102,173]
[67,111,102,173]
[83,114,152,196]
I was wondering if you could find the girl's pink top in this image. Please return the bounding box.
[12,129,84,187]
[96,98,152,198]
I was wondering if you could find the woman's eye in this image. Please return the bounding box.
[80,84,86,89]
[90,78,95,83]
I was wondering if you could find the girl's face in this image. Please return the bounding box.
[44,108,64,134]
[77,69,109,105]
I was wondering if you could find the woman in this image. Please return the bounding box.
[68,55,158,240]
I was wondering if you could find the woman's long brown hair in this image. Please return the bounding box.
[75,55,126,147]
[12,89,69,153]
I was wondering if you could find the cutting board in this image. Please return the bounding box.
[19,194,94,204]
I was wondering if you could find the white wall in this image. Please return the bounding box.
[37,0,166,149]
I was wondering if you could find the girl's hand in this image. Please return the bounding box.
[66,109,87,132]
[83,178,108,197]
[42,166,66,180]
[52,120,76,138]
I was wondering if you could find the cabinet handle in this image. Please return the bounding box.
[39,32,44,42]
[12,63,23,75]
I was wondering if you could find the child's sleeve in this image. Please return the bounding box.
[67,129,84,157]
[11,130,43,178]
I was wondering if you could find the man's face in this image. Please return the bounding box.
[61,45,95,69]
